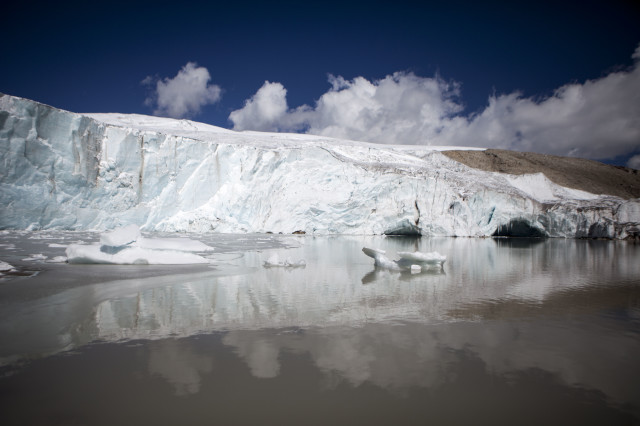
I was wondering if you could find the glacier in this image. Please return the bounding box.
[1,93,639,238]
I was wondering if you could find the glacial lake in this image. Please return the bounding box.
[0,232,639,425]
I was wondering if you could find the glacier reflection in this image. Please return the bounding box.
[0,234,639,415]
[91,237,640,341]
[1,236,639,363]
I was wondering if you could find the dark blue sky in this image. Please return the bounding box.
[3,0,639,138]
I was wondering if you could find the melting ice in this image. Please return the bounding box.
[66,226,213,265]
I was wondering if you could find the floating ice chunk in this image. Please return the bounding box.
[135,237,214,252]
[0,261,14,272]
[99,224,141,248]
[362,247,386,257]
[263,254,306,268]
[284,259,306,268]
[410,264,421,274]
[397,251,447,266]
[362,247,446,271]
[361,247,402,270]
[48,243,67,248]
[22,254,48,262]
[46,256,68,263]
[99,225,213,252]
[263,254,281,267]
[65,244,209,265]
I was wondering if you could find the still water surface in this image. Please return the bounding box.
[0,232,639,425]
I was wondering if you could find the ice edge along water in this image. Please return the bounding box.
[1,93,639,238]
[65,225,215,265]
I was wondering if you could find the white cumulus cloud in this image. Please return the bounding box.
[229,44,640,161]
[305,73,465,144]
[144,62,221,118]
[439,59,640,159]
[228,81,290,132]
[229,72,464,144]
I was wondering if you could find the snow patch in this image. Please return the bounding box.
[503,173,599,202]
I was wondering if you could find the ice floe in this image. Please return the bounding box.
[100,224,141,247]
[66,226,213,265]
[263,254,306,268]
[396,251,447,266]
[362,247,446,271]
[0,260,15,272]
[21,254,48,262]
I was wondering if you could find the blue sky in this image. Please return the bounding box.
[3,0,640,165]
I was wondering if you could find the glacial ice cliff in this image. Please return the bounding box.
[1,93,639,238]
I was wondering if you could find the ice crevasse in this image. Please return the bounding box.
[0,93,639,238]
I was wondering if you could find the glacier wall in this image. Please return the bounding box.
[1,93,639,238]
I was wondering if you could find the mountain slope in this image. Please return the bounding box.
[443,149,640,199]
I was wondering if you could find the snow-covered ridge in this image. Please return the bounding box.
[1,93,639,238]
[83,112,483,152]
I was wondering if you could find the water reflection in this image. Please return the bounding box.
[148,338,213,396]
[3,328,635,425]
[222,332,281,379]
[361,264,446,285]
[1,237,639,362]
[128,314,640,417]
[0,235,639,421]
[217,319,639,405]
